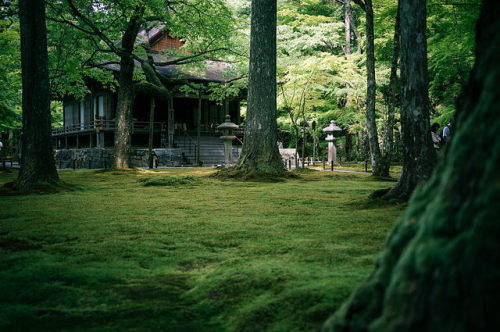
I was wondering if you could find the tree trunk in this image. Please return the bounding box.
[17,0,59,192]
[236,0,284,174]
[379,2,401,177]
[344,0,351,56]
[386,0,436,200]
[345,131,352,161]
[364,0,385,176]
[323,0,500,330]
[113,11,143,169]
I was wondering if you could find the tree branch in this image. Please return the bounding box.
[65,0,123,56]
[351,0,366,11]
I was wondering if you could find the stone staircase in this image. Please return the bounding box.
[174,134,239,166]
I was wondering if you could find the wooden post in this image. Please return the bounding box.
[331,160,334,171]
[224,99,230,116]
[196,91,201,165]
[365,160,368,172]
[323,158,326,170]
[204,99,209,130]
[88,159,91,169]
[167,96,174,148]
[148,97,155,169]
[288,159,291,170]
[236,100,241,124]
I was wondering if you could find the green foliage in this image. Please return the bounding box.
[427,3,480,124]
[0,19,21,130]
[0,168,404,331]
[46,0,239,101]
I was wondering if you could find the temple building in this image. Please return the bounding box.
[53,29,244,167]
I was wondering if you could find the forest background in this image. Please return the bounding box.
[0,0,479,162]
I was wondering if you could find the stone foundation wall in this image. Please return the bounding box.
[54,148,183,169]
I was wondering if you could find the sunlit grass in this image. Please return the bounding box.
[0,167,404,331]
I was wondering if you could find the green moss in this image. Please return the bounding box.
[139,176,198,187]
[0,168,404,331]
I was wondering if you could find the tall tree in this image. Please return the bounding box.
[322,0,499,330]
[17,0,59,192]
[380,1,401,175]
[386,0,436,200]
[352,0,389,177]
[236,0,284,174]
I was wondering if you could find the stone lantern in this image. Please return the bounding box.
[217,115,239,166]
[323,120,342,164]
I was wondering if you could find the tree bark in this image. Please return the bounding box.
[344,0,351,56]
[112,11,144,169]
[17,0,59,192]
[345,131,352,161]
[386,0,436,200]
[236,0,284,174]
[379,2,401,177]
[364,0,385,176]
[323,0,500,330]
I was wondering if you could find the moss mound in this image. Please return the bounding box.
[211,167,297,182]
[0,181,74,196]
[139,176,198,187]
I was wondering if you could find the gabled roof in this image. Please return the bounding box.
[110,28,235,84]
[101,54,233,84]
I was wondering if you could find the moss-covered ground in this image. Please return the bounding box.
[0,167,404,331]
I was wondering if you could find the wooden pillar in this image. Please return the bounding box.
[90,92,95,125]
[8,130,14,157]
[196,91,202,165]
[167,96,174,148]
[224,99,230,116]
[89,133,93,148]
[65,136,68,149]
[148,97,155,169]
[236,101,241,124]
[203,99,209,130]
[76,134,79,149]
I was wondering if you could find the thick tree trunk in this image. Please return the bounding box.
[386,0,436,200]
[113,56,136,169]
[364,0,385,177]
[17,0,59,192]
[236,0,284,173]
[113,11,143,169]
[322,0,500,331]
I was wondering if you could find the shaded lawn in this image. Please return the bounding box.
[0,168,404,331]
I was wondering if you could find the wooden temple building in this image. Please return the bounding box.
[53,29,244,167]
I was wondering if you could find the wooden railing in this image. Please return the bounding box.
[52,120,166,135]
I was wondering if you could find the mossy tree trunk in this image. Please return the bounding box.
[112,11,144,169]
[17,0,59,192]
[235,0,284,174]
[385,0,436,200]
[322,0,500,330]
